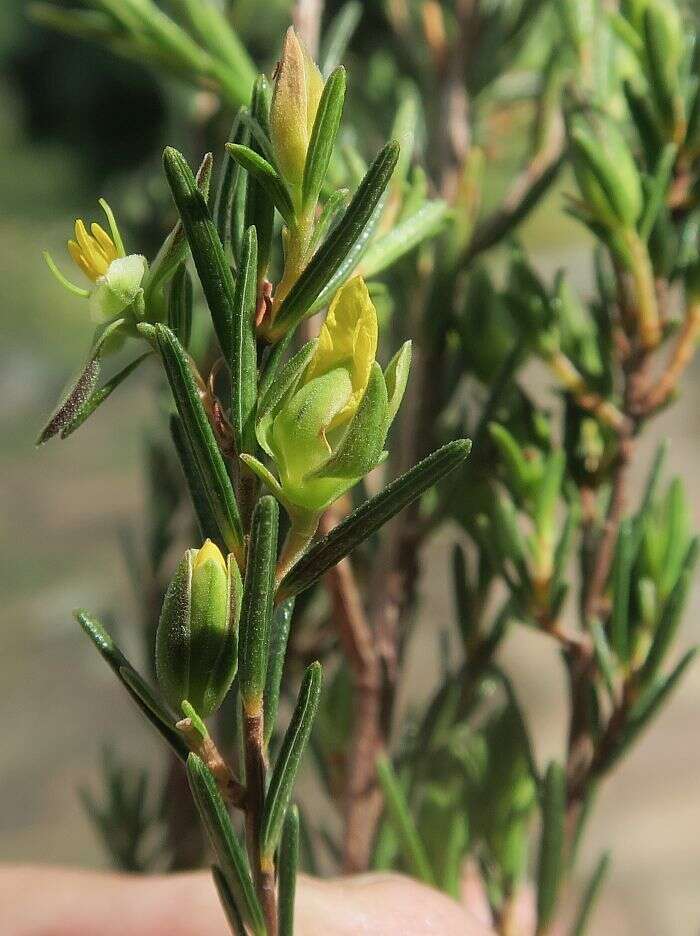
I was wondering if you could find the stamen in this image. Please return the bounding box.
[43,252,90,298]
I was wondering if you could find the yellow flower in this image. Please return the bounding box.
[44,199,147,321]
[302,275,378,431]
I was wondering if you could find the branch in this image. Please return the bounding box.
[318,511,384,873]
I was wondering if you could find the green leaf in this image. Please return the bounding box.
[278,806,300,936]
[148,323,243,556]
[610,520,633,662]
[245,77,275,281]
[536,761,566,933]
[211,866,247,936]
[570,851,611,936]
[308,189,350,254]
[186,755,265,936]
[376,755,435,885]
[60,352,150,440]
[230,226,258,454]
[488,422,533,500]
[167,264,193,349]
[36,317,126,444]
[452,544,476,649]
[277,439,471,600]
[214,109,247,255]
[162,147,236,360]
[239,496,279,713]
[145,153,213,305]
[302,66,346,213]
[264,598,296,747]
[605,648,698,771]
[171,0,255,92]
[170,414,222,548]
[75,610,188,761]
[642,538,698,683]
[271,141,400,338]
[320,1,362,76]
[384,340,412,430]
[588,617,617,701]
[261,662,323,860]
[226,143,296,226]
[639,143,677,242]
[360,201,449,278]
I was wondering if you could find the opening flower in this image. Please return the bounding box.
[44,199,147,321]
[249,276,411,516]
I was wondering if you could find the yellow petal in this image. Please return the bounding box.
[304,276,378,431]
[74,220,109,277]
[91,223,119,263]
[193,538,226,573]
[67,240,96,281]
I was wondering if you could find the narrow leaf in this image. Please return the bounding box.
[75,610,188,761]
[302,66,346,212]
[162,147,236,359]
[604,648,698,771]
[320,1,362,76]
[272,141,399,337]
[226,143,295,226]
[639,143,677,242]
[571,851,611,936]
[214,109,246,254]
[167,264,193,349]
[149,323,243,556]
[536,761,566,933]
[278,806,300,936]
[212,866,247,936]
[170,414,222,548]
[239,496,279,713]
[359,201,449,278]
[264,598,296,747]
[230,226,258,454]
[60,353,150,439]
[610,519,633,662]
[261,662,323,860]
[642,538,698,683]
[245,76,275,281]
[186,754,265,935]
[376,755,435,885]
[278,439,471,600]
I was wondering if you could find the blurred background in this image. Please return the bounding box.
[1,1,698,933]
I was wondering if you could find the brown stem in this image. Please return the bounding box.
[641,295,700,412]
[319,511,384,872]
[243,710,276,935]
[176,718,247,809]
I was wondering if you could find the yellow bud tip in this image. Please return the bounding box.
[193,539,226,572]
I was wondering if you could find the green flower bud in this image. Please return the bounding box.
[156,540,242,718]
[570,114,643,230]
[269,27,324,190]
[254,276,410,514]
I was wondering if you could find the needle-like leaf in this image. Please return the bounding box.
[277,439,471,600]
[261,662,323,861]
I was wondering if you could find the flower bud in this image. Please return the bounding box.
[269,27,324,190]
[156,540,242,718]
